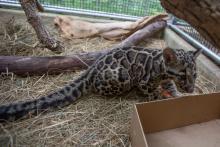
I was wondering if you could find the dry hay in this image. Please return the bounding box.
[0,17,217,147]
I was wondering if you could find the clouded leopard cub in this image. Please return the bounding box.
[0,47,201,122]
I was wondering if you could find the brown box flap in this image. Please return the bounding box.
[136,93,220,134]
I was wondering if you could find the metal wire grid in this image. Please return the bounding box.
[174,22,220,57]
[0,0,165,20]
[40,0,164,16]
[0,0,164,17]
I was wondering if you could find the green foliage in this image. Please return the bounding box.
[40,0,164,16]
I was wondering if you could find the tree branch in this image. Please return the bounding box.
[19,0,63,53]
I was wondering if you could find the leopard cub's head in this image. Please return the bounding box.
[163,47,202,93]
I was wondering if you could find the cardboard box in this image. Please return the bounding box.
[130,93,220,147]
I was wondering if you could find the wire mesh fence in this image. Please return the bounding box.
[173,19,220,57]
[0,0,164,17]
[0,0,219,58]
[42,0,164,16]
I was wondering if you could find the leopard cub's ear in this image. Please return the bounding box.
[188,48,203,60]
[193,49,203,60]
[163,47,178,65]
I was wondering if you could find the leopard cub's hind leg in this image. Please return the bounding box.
[93,65,132,96]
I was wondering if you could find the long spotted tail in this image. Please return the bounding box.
[0,77,91,122]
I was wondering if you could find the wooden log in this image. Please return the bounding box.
[117,20,166,48]
[160,0,220,52]
[0,20,166,76]
[19,0,63,53]
[0,51,106,76]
